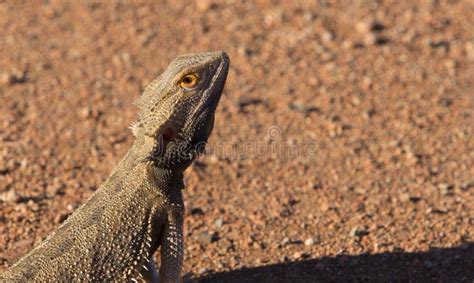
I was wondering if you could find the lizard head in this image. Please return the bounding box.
[132,51,229,170]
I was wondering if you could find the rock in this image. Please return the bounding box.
[399,192,410,202]
[198,231,218,244]
[465,42,474,60]
[207,155,219,164]
[293,251,310,259]
[10,238,34,251]
[54,211,71,224]
[312,182,323,190]
[80,107,92,119]
[350,226,368,238]
[237,96,263,110]
[214,218,223,229]
[303,11,314,22]
[190,207,204,216]
[0,73,10,85]
[46,182,65,197]
[304,237,315,246]
[27,200,39,212]
[198,231,212,244]
[370,21,385,32]
[0,71,27,85]
[320,202,330,212]
[321,31,334,42]
[279,208,291,218]
[438,183,452,195]
[363,33,377,45]
[0,190,20,203]
[67,203,78,211]
[409,196,422,203]
[356,20,385,34]
[288,101,320,116]
[198,267,211,275]
[196,0,212,12]
[460,182,473,191]
[356,21,371,33]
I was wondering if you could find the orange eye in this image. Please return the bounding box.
[179,73,200,89]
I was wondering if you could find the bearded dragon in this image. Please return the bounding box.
[1,51,230,282]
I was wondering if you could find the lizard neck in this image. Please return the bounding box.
[117,134,156,171]
[116,134,185,194]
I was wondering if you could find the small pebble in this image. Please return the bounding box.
[289,101,320,115]
[27,200,39,212]
[356,21,371,33]
[0,190,20,203]
[304,237,315,246]
[237,96,263,110]
[214,218,223,229]
[293,251,310,259]
[321,31,334,42]
[350,226,368,238]
[190,207,204,216]
[399,192,410,202]
[54,212,71,224]
[197,231,218,244]
[198,268,210,275]
[438,183,452,195]
[196,0,212,12]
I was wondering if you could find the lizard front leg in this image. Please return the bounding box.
[158,206,184,283]
[142,259,159,282]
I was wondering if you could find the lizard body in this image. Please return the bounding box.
[1,51,230,282]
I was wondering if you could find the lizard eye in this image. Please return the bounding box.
[179,73,200,89]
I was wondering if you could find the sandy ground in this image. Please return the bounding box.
[0,1,473,282]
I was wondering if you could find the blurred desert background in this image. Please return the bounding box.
[0,1,473,282]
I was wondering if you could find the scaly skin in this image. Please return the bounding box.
[1,51,230,282]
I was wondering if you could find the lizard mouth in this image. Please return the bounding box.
[163,127,174,142]
[158,122,188,150]
[148,125,179,162]
[161,126,176,149]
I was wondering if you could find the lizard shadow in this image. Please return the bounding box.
[195,243,473,283]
